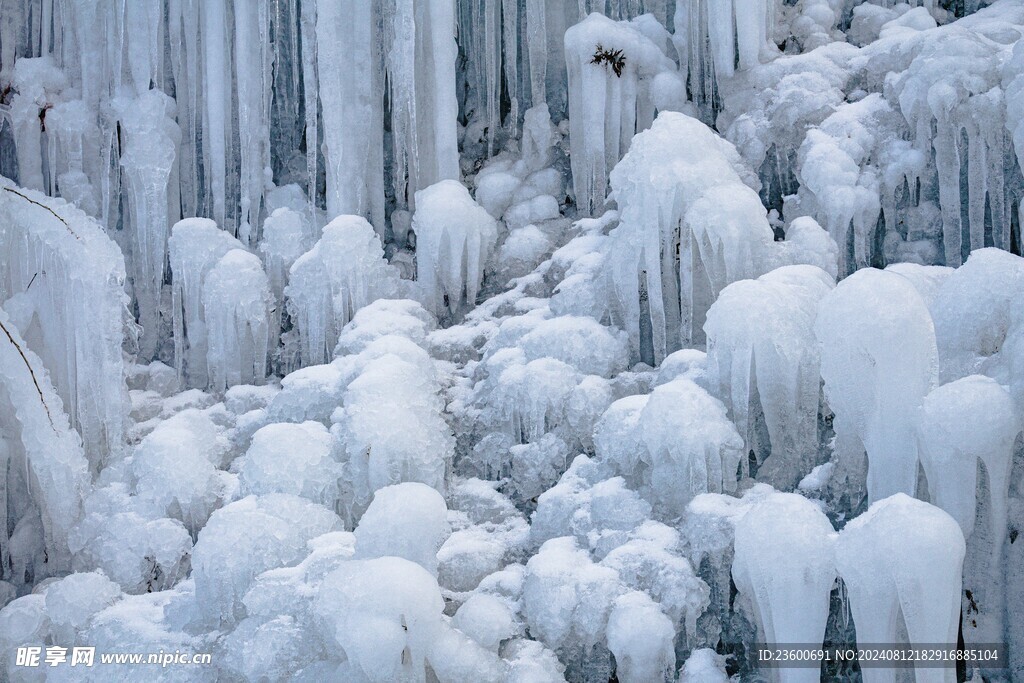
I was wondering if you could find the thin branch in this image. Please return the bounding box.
[0,317,57,432]
[2,187,80,240]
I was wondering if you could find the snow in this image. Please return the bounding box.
[354,483,451,574]
[191,494,342,627]
[316,556,445,682]
[593,378,744,519]
[237,421,339,507]
[606,590,676,683]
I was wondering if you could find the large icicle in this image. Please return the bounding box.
[168,218,245,388]
[202,0,231,230]
[602,112,833,362]
[732,492,836,683]
[835,494,965,683]
[202,249,272,392]
[113,90,181,359]
[814,268,937,502]
[704,265,834,487]
[233,0,271,244]
[285,215,401,366]
[315,0,385,228]
[412,180,498,320]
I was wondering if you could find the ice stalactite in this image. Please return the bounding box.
[835,494,965,683]
[814,268,937,502]
[234,0,272,245]
[732,492,836,683]
[285,215,401,367]
[168,217,246,388]
[258,207,317,342]
[0,178,128,468]
[45,99,102,218]
[202,249,273,392]
[704,265,834,488]
[593,377,745,519]
[674,0,777,113]
[315,0,384,229]
[299,0,319,215]
[918,375,1020,655]
[113,90,181,359]
[0,307,90,585]
[890,27,1014,266]
[796,94,892,276]
[202,0,231,231]
[602,112,832,362]
[8,57,65,193]
[123,0,162,95]
[564,12,675,215]
[408,0,461,202]
[413,180,498,320]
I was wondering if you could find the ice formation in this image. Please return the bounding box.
[602,112,835,363]
[564,12,675,214]
[704,265,834,486]
[285,216,401,366]
[815,268,937,502]
[0,179,128,465]
[835,495,966,673]
[732,492,836,683]
[202,249,273,392]
[413,180,498,319]
[168,218,247,387]
[2,0,1024,680]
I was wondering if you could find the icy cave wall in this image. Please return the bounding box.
[1,0,1024,681]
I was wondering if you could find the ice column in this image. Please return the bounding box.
[114,90,181,359]
[835,495,965,683]
[733,493,836,683]
[316,0,385,228]
[815,269,937,502]
[704,266,834,486]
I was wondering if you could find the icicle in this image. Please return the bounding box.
[0,177,129,468]
[526,0,547,106]
[114,90,181,360]
[316,0,385,228]
[202,0,230,230]
[415,0,460,189]
[389,0,419,211]
[299,0,319,216]
[234,0,270,245]
[123,0,161,95]
[502,0,519,136]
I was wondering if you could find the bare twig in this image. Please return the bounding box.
[0,317,57,432]
[2,186,80,239]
